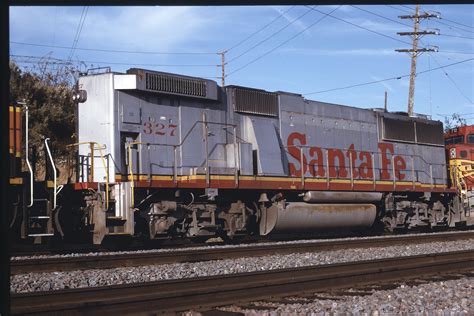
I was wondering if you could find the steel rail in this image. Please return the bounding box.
[10,231,474,275]
[11,250,474,315]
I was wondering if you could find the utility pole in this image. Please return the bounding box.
[219,51,226,87]
[395,5,440,116]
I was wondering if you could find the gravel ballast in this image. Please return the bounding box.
[217,276,474,315]
[11,239,474,294]
[11,231,473,261]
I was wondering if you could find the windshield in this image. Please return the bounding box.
[468,134,474,144]
[445,135,464,145]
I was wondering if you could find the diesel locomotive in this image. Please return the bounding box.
[8,68,474,244]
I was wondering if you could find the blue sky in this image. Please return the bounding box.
[9,5,474,123]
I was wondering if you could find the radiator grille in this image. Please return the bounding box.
[383,117,416,142]
[416,121,444,145]
[145,72,207,97]
[381,116,444,146]
[232,87,278,117]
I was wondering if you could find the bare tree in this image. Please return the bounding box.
[444,113,467,132]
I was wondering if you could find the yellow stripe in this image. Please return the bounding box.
[419,183,447,188]
[450,159,474,165]
[115,173,447,189]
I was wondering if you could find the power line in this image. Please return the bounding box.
[397,5,474,34]
[399,4,416,12]
[226,5,341,78]
[353,6,469,44]
[438,50,474,55]
[225,5,295,53]
[67,6,86,62]
[356,4,474,42]
[304,6,412,46]
[303,57,474,95]
[386,5,414,14]
[399,4,474,30]
[351,5,412,28]
[307,4,471,110]
[436,19,474,34]
[10,54,219,67]
[428,52,473,104]
[10,41,218,55]
[67,6,89,63]
[350,7,473,52]
[226,6,315,64]
[436,112,474,116]
[11,58,220,80]
[439,33,474,40]
[441,17,474,30]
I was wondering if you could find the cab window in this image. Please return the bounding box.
[445,135,464,145]
[468,134,474,144]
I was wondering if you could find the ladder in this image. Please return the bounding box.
[25,198,54,238]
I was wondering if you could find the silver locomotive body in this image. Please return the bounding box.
[70,68,465,244]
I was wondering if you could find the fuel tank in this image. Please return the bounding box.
[259,202,377,235]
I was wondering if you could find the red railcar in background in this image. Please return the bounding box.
[445,125,474,191]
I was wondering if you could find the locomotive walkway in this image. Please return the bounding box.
[11,249,474,315]
[11,230,474,274]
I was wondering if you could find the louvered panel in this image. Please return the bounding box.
[231,87,278,117]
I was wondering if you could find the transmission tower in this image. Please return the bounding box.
[395,5,440,116]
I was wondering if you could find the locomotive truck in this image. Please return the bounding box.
[8,67,474,244]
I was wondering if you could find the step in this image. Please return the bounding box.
[27,233,54,237]
[107,232,131,236]
[106,216,127,227]
[29,216,51,219]
[106,216,126,222]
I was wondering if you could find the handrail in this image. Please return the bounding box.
[24,104,34,207]
[180,120,237,148]
[67,142,109,209]
[126,119,244,205]
[44,138,57,209]
[127,141,148,208]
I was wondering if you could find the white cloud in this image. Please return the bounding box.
[81,7,216,52]
[11,6,220,53]
[324,5,353,13]
[346,17,406,33]
[270,6,309,34]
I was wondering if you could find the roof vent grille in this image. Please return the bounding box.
[145,72,207,97]
[232,87,278,117]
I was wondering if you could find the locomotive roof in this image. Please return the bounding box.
[79,67,441,124]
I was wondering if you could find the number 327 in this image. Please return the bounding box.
[143,122,177,136]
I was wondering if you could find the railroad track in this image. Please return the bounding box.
[11,231,474,275]
[11,250,474,315]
